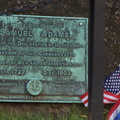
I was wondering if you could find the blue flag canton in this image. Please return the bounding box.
[104,66,120,94]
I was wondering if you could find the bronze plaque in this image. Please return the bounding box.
[0,15,88,103]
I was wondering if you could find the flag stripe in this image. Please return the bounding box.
[80,93,88,107]
[104,91,119,104]
[80,92,88,99]
[107,99,120,120]
[104,91,119,98]
[80,90,119,107]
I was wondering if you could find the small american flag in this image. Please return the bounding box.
[104,65,120,94]
[80,65,120,107]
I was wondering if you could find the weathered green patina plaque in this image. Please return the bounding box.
[0,15,88,103]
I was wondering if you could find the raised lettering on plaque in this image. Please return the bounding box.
[0,15,88,103]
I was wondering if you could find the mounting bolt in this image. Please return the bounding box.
[80,22,84,26]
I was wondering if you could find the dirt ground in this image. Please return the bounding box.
[0,0,119,114]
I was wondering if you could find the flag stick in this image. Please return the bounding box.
[88,0,106,119]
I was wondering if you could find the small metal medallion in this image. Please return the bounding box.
[27,80,42,96]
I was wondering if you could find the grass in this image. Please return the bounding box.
[0,104,110,120]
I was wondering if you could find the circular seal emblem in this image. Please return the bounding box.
[27,80,42,95]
